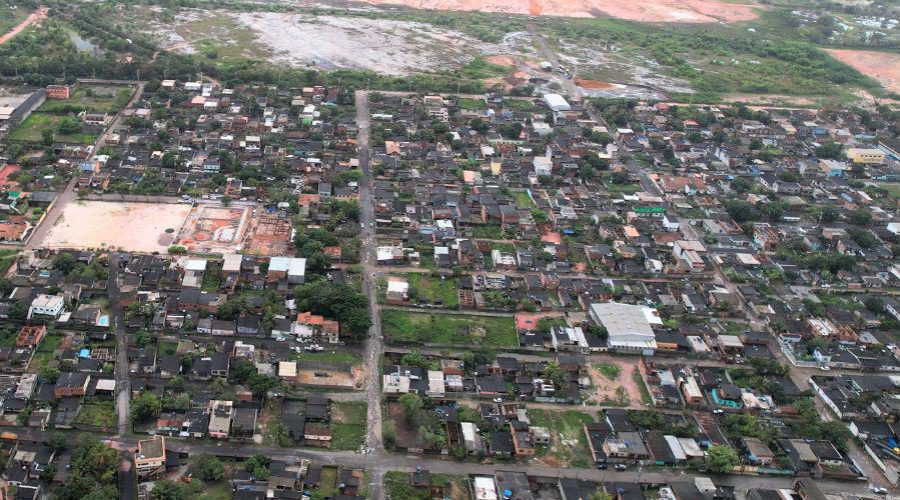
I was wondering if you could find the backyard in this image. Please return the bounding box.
[27,333,62,373]
[528,409,595,468]
[381,310,517,347]
[310,466,339,500]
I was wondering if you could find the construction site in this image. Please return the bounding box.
[173,204,252,254]
[243,214,294,256]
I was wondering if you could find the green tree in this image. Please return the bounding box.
[50,431,68,452]
[42,128,54,146]
[40,365,60,384]
[131,392,161,423]
[56,436,119,500]
[848,208,872,226]
[814,141,842,159]
[398,393,424,423]
[706,444,740,473]
[190,454,225,481]
[244,454,270,481]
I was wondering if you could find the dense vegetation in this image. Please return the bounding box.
[536,15,880,97]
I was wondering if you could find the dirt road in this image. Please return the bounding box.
[0,7,49,45]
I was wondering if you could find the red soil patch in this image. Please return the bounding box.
[575,78,613,89]
[0,7,49,45]
[358,0,759,23]
[486,54,516,66]
[826,49,900,94]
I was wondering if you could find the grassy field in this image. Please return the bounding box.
[470,225,503,239]
[594,362,622,380]
[333,401,367,422]
[7,113,97,144]
[503,98,535,112]
[330,423,365,450]
[381,310,517,347]
[403,273,460,308]
[458,97,485,110]
[528,409,595,468]
[74,402,116,427]
[293,350,360,364]
[514,190,536,209]
[28,334,62,373]
[330,401,367,451]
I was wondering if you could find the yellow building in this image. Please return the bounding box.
[846,148,885,165]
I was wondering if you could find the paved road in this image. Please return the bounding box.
[355,90,386,500]
[24,176,77,250]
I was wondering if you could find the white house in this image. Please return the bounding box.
[28,294,64,320]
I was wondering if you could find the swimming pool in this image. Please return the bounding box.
[98,315,110,327]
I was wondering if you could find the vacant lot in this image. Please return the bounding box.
[826,49,900,94]
[381,310,517,346]
[385,471,471,500]
[7,113,97,144]
[401,273,460,308]
[40,85,132,114]
[528,409,595,468]
[43,201,192,253]
[585,357,645,407]
[330,401,367,450]
[74,402,117,428]
[357,0,759,23]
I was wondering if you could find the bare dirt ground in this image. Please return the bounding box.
[585,357,643,407]
[826,49,900,94]
[43,201,192,253]
[294,366,361,388]
[356,0,759,23]
[0,6,48,45]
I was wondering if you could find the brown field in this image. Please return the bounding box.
[826,49,900,94]
[358,0,760,23]
[294,365,361,388]
[43,201,192,252]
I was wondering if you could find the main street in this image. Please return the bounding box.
[5,426,875,498]
[355,89,386,500]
